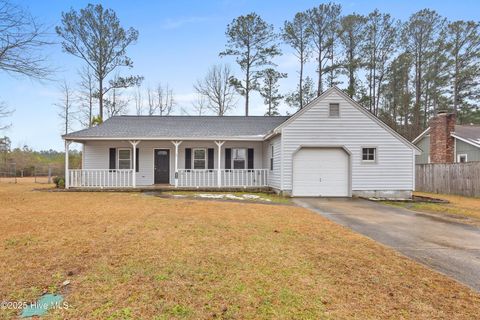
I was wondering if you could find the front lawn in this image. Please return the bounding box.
[1,180,479,319]
[386,192,480,224]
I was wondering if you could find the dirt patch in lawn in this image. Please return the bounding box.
[386,192,480,226]
[1,182,479,319]
[153,190,291,205]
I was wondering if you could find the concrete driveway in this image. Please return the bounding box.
[294,197,480,292]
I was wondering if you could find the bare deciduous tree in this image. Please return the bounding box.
[132,85,144,115]
[77,66,97,128]
[146,87,157,116]
[194,64,237,116]
[192,93,207,116]
[0,0,52,79]
[104,87,130,118]
[0,102,13,131]
[55,81,76,135]
[156,83,175,116]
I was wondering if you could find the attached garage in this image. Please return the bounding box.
[292,147,350,197]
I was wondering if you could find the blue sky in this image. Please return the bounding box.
[2,0,479,150]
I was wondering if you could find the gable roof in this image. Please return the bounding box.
[270,87,421,153]
[63,115,290,141]
[412,124,480,149]
[452,125,480,148]
[412,127,430,144]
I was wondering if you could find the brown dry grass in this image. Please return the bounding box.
[1,179,479,319]
[386,191,480,225]
[412,192,480,221]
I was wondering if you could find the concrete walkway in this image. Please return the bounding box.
[294,197,480,292]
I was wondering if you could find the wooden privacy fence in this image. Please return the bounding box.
[416,162,480,197]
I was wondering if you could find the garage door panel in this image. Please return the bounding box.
[293,148,349,197]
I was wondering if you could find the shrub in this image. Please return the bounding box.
[53,176,65,189]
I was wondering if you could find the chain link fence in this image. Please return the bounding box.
[0,163,65,184]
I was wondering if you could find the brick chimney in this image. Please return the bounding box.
[429,111,456,163]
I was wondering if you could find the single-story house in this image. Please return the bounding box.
[413,112,480,164]
[63,87,420,198]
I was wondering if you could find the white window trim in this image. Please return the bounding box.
[329,103,340,118]
[192,148,207,170]
[117,148,132,169]
[232,148,247,169]
[361,147,377,163]
[457,153,468,163]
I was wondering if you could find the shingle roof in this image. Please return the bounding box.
[454,125,480,147]
[63,115,290,140]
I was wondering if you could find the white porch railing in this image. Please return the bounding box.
[68,169,134,188]
[178,169,268,188]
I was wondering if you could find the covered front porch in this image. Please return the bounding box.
[65,139,270,189]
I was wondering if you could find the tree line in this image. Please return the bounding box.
[217,5,480,139]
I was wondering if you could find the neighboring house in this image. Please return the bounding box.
[413,112,480,164]
[63,87,420,198]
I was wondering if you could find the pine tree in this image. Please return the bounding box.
[220,13,280,116]
[338,13,366,99]
[283,12,312,109]
[445,20,480,123]
[258,68,287,116]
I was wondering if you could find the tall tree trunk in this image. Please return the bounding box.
[414,54,422,136]
[88,86,93,127]
[317,37,323,96]
[454,51,459,113]
[329,45,334,87]
[348,37,354,98]
[268,79,272,116]
[99,78,104,120]
[368,65,373,112]
[245,56,250,116]
[299,54,304,109]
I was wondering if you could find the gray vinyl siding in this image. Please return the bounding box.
[456,139,480,162]
[281,90,414,192]
[83,140,264,186]
[263,135,282,189]
[415,136,430,164]
[414,136,480,163]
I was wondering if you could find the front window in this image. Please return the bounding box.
[457,154,467,163]
[362,147,376,162]
[193,148,206,169]
[232,148,246,169]
[118,149,131,169]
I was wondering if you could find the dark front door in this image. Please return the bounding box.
[154,149,170,184]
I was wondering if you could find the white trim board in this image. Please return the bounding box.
[272,87,421,154]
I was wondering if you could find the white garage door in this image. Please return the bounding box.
[293,148,349,197]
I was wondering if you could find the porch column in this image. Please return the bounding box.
[172,141,183,187]
[64,140,71,189]
[129,140,140,188]
[214,141,225,188]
